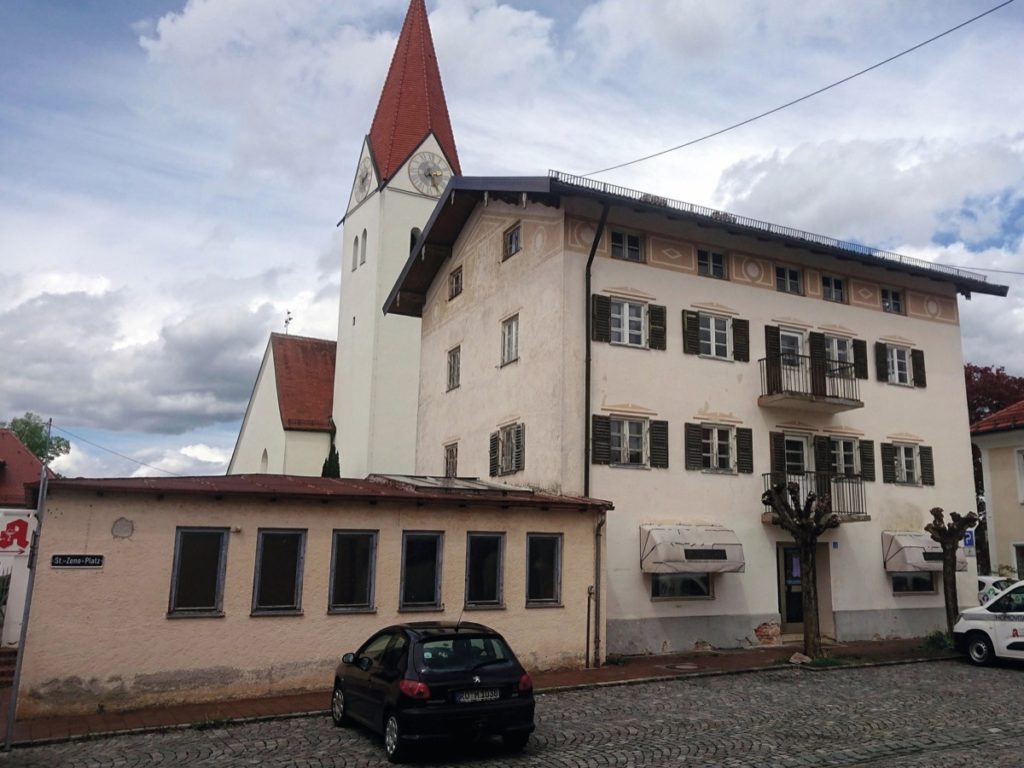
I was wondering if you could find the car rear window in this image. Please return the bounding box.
[417,635,513,672]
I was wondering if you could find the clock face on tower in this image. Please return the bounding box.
[355,157,373,202]
[408,151,452,196]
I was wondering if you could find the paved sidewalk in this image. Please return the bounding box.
[0,638,950,746]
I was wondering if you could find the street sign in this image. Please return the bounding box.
[964,530,975,548]
[50,554,104,569]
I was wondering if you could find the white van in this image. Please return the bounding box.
[954,580,1024,665]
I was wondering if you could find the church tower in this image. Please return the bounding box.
[333,0,461,478]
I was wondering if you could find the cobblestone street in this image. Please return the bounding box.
[5,661,1022,767]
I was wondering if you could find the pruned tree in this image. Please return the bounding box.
[321,444,340,478]
[761,482,840,658]
[924,507,978,635]
[1,412,69,463]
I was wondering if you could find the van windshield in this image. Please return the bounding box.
[417,635,513,672]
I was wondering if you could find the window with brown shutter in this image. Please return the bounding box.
[874,342,888,382]
[489,432,499,477]
[911,349,927,388]
[769,431,786,484]
[809,333,828,397]
[513,423,525,473]
[736,428,753,474]
[684,423,702,469]
[591,294,611,343]
[880,442,896,483]
[682,311,700,355]
[650,420,669,469]
[853,339,868,380]
[732,319,750,362]
[919,445,935,485]
[764,326,782,394]
[591,415,611,465]
[859,440,876,481]
[648,305,667,350]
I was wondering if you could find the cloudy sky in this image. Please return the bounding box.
[2,0,1022,478]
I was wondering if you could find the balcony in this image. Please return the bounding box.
[758,354,863,413]
[761,472,869,522]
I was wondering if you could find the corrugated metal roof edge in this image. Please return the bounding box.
[38,474,613,511]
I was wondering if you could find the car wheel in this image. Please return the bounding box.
[502,732,530,752]
[384,713,405,763]
[331,682,349,727]
[966,632,995,666]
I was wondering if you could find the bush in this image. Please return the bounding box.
[921,630,953,651]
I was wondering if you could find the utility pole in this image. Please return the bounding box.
[4,419,53,751]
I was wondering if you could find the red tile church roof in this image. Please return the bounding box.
[270,334,336,433]
[971,398,1024,436]
[368,0,461,182]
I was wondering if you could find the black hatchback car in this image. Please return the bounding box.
[331,621,535,762]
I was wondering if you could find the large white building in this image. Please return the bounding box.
[385,173,1008,655]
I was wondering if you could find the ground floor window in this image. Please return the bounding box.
[526,533,562,606]
[169,527,228,616]
[329,530,376,611]
[252,529,306,614]
[465,533,504,608]
[651,573,712,599]
[401,532,443,609]
[892,572,935,594]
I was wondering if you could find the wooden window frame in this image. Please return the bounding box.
[610,229,643,263]
[525,533,563,608]
[698,313,732,359]
[697,248,727,279]
[881,287,904,314]
[701,424,735,473]
[328,530,378,613]
[503,222,522,261]
[448,266,463,300]
[251,528,307,616]
[775,265,803,294]
[887,345,912,386]
[465,532,505,609]
[446,345,461,391]
[501,314,519,366]
[609,417,648,467]
[168,527,229,618]
[822,274,846,303]
[444,442,458,478]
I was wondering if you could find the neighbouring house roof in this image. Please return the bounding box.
[270,333,336,433]
[384,171,1008,318]
[0,428,50,508]
[971,398,1024,437]
[42,473,613,513]
[367,0,461,183]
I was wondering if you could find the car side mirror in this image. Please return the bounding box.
[342,653,356,665]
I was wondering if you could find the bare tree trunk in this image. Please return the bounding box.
[942,543,959,636]
[799,539,822,658]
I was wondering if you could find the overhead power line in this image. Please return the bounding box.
[585,0,1017,176]
[52,424,185,477]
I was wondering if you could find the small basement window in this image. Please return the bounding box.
[329,530,377,612]
[169,527,228,617]
[892,572,935,594]
[651,573,712,599]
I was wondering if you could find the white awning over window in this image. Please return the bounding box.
[881,531,967,573]
[640,525,745,573]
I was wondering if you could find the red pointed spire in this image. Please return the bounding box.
[368,0,461,183]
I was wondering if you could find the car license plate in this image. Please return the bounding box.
[455,688,499,703]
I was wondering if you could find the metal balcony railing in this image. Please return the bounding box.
[758,354,861,403]
[762,472,867,518]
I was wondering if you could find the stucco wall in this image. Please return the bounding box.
[413,193,983,655]
[19,488,598,717]
[977,432,1024,574]
[228,345,287,474]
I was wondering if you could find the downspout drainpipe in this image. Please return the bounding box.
[584,203,610,668]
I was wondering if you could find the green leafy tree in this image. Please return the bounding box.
[321,444,340,478]
[0,412,69,463]
[761,482,840,658]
